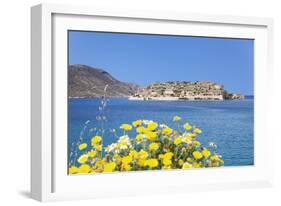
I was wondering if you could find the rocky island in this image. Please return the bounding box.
[129,81,244,101]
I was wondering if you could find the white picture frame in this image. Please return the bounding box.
[31,3,274,202]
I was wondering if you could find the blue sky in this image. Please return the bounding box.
[69,31,254,95]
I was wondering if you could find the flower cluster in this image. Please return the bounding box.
[69,116,224,174]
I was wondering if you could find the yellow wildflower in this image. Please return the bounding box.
[87,150,97,158]
[182,135,192,143]
[149,142,159,151]
[94,144,102,151]
[165,152,173,159]
[162,127,173,135]
[129,150,138,159]
[183,122,192,130]
[136,134,144,142]
[193,151,203,160]
[193,140,201,147]
[162,158,172,166]
[120,124,132,131]
[182,162,192,169]
[132,120,142,127]
[78,164,91,173]
[138,150,148,159]
[193,128,202,134]
[136,126,147,133]
[69,166,79,174]
[145,131,158,141]
[145,158,159,168]
[174,137,182,145]
[159,152,174,160]
[210,155,220,161]
[178,159,184,166]
[202,149,211,158]
[77,154,88,164]
[123,164,132,171]
[173,115,181,122]
[93,160,105,172]
[122,156,132,165]
[147,122,158,131]
[78,143,87,150]
[91,135,102,146]
[103,162,116,173]
[137,159,146,167]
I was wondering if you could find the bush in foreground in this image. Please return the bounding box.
[69,116,224,174]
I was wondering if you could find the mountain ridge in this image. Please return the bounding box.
[68,64,139,98]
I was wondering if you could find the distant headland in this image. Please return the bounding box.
[68,64,138,98]
[68,64,244,100]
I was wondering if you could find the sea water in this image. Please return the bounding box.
[68,97,254,166]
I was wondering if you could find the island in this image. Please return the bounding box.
[129,81,244,101]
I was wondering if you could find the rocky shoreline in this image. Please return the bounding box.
[129,81,244,101]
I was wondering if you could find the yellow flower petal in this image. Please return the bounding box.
[145,159,159,168]
[174,137,182,145]
[87,150,97,158]
[78,164,91,174]
[132,120,142,127]
[103,162,116,173]
[210,155,221,161]
[149,142,159,151]
[94,144,102,151]
[162,158,172,166]
[147,122,158,131]
[69,166,79,174]
[120,124,132,131]
[77,154,88,164]
[192,151,203,160]
[121,156,132,165]
[182,162,193,169]
[178,159,184,166]
[78,143,87,150]
[183,123,192,130]
[173,115,181,122]
[193,128,202,134]
[91,135,102,146]
[145,131,158,141]
[136,134,144,142]
[122,163,132,171]
[193,140,201,147]
[136,126,147,133]
[162,127,173,136]
[202,149,211,158]
[159,152,174,160]
[138,150,148,159]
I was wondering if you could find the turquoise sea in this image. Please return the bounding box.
[68,97,254,167]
